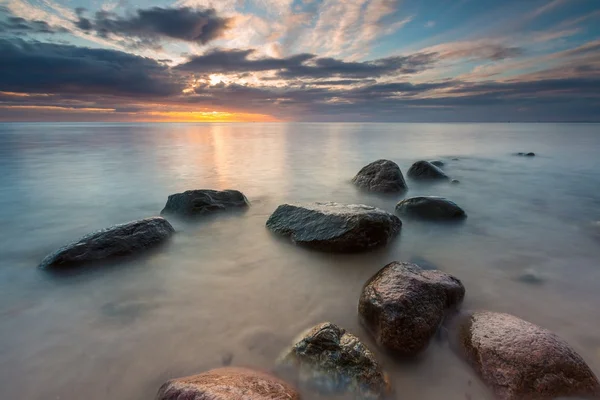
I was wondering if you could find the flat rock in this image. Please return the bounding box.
[352,159,408,193]
[278,322,391,400]
[161,189,249,217]
[395,196,466,220]
[407,161,449,180]
[451,311,600,400]
[359,262,465,356]
[39,217,174,269]
[266,202,401,252]
[156,367,300,400]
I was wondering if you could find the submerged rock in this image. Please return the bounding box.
[515,152,536,157]
[359,262,465,356]
[156,367,300,400]
[39,217,174,269]
[266,202,401,252]
[516,268,544,285]
[278,322,391,400]
[352,159,408,193]
[451,179,460,184]
[407,161,449,180]
[450,311,600,400]
[395,196,466,220]
[161,189,249,217]
[429,160,444,167]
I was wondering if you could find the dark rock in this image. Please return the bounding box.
[266,202,401,252]
[278,322,391,400]
[352,159,407,193]
[429,160,444,167]
[161,189,249,217]
[395,196,466,220]
[452,158,460,161]
[359,262,465,356]
[525,152,536,156]
[516,268,544,285]
[407,161,449,180]
[39,217,174,269]
[451,311,600,400]
[156,367,300,400]
[451,179,460,184]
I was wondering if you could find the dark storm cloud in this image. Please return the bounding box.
[175,48,436,78]
[75,7,230,46]
[0,38,182,96]
[0,6,70,34]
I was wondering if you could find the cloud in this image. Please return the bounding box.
[0,38,182,96]
[74,6,231,47]
[175,48,436,78]
[0,6,70,34]
[424,40,524,61]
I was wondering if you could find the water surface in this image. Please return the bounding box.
[1,122,599,399]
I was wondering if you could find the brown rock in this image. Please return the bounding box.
[278,322,391,399]
[156,367,300,400]
[358,262,465,356]
[452,311,600,400]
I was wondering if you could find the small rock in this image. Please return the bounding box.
[515,152,536,157]
[451,179,460,184]
[452,158,460,161]
[429,160,444,167]
[156,367,300,400]
[525,152,536,157]
[221,352,234,366]
[396,196,466,220]
[161,189,249,217]
[359,262,465,356]
[38,217,174,269]
[278,322,391,399]
[516,268,544,285]
[266,202,401,252]
[352,159,408,193]
[407,161,449,180]
[450,311,600,400]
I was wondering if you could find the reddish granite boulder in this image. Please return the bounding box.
[156,367,300,400]
[452,311,600,400]
[358,262,465,356]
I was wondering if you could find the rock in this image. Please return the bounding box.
[516,268,544,285]
[395,196,466,220]
[156,367,300,400]
[451,311,600,400]
[352,159,408,193]
[451,179,460,184]
[429,160,444,167]
[161,189,249,217]
[407,161,449,180]
[266,202,401,252]
[358,262,465,356]
[278,322,390,400]
[39,217,174,269]
[515,152,536,157]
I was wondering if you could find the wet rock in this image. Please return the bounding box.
[407,161,449,180]
[156,367,300,400]
[451,311,600,400]
[451,179,460,184]
[395,196,466,220]
[515,152,536,157]
[39,217,174,269]
[266,202,401,252]
[516,268,544,285]
[359,262,465,356]
[161,189,249,217]
[429,160,445,167]
[352,159,408,193]
[278,322,391,400]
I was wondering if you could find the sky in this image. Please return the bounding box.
[0,0,599,122]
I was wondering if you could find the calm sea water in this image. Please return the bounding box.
[1,122,599,399]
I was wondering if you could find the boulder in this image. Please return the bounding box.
[358,262,465,356]
[39,217,174,269]
[156,367,300,400]
[351,159,408,193]
[161,189,249,217]
[266,202,401,252]
[451,311,600,400]
[407,161,449,180]
[395,196,466,220]
[429,160,444,167]
[278,322,390,400]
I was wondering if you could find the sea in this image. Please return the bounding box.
[0,122,599,399]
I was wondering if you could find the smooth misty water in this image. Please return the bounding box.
[1,122,599,400]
